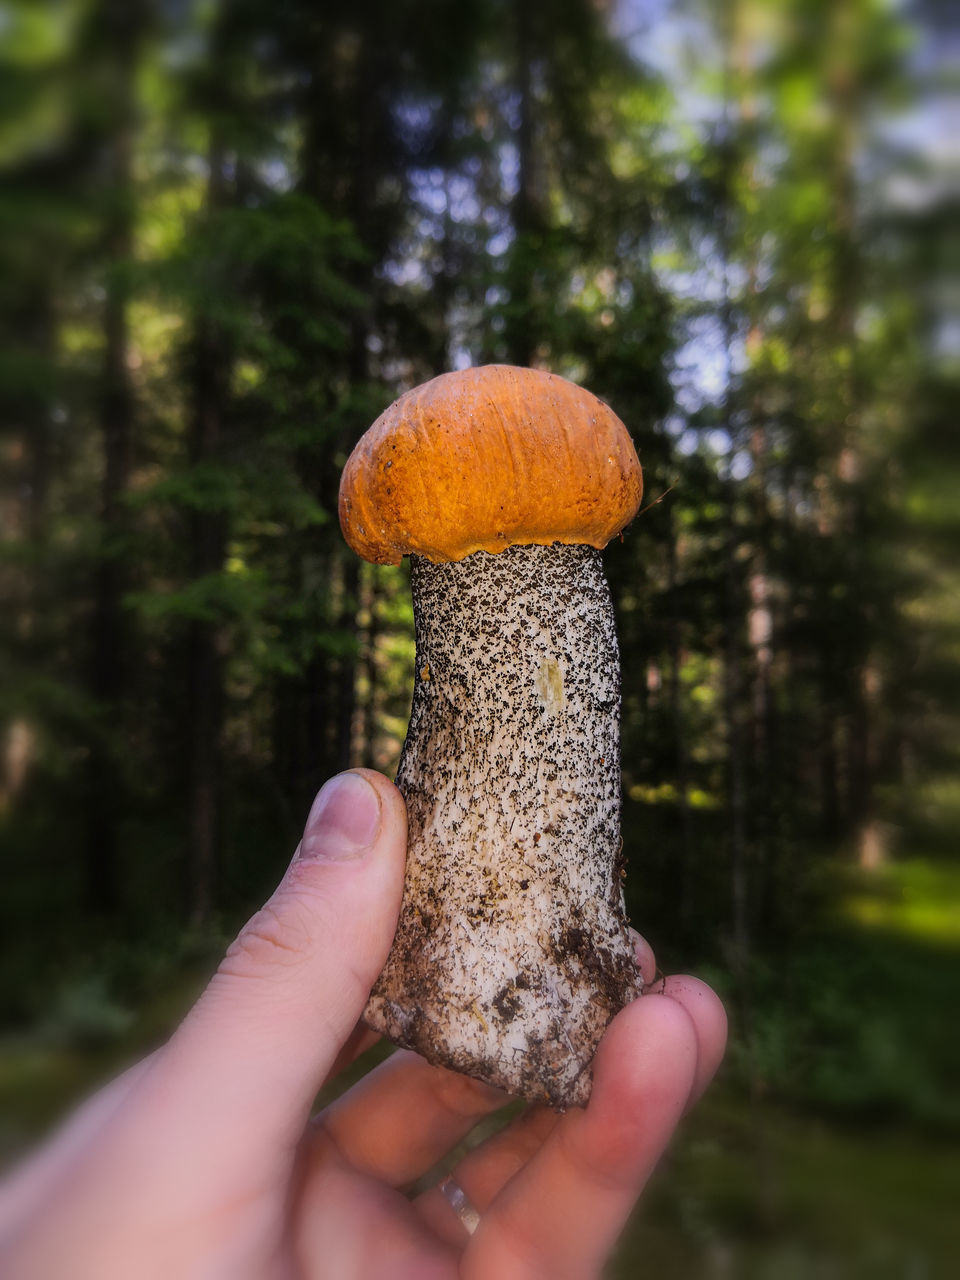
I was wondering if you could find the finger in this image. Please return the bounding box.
[462,993,702,1279]
[147,770,407,1154]
[657,974,727,1107]
[628,928,657,985]
[416,1105,559,1247]
[309,1048,508,1186]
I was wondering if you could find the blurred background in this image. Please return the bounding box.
[0,0,956,1274]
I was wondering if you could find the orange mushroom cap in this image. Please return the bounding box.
[338,365,643,565]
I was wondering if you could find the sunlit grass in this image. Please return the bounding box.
[915,777,960,829]
[613,1088,960,1279]
[839,859,960,948]
[627,781,720,808]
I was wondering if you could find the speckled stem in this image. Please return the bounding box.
[364,542,643,1108]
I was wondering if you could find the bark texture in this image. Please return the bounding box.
[364,542,642,1107]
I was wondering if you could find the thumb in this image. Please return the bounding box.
[154,769,407,1149]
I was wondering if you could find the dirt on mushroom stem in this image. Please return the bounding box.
[364,541,643,1108]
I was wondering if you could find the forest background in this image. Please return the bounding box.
[1,0,957,1274]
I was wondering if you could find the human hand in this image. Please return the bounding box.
[0,769,726,1280]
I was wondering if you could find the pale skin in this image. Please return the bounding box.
[0,769,727,1280]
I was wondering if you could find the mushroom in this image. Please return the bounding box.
[338,364,644,1108]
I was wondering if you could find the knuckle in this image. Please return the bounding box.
[221,895,316,979]
[557,1115,635,1193]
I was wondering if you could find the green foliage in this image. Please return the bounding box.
[153,193,365,344]
[129,566,271,625]
[36,977,134,1050]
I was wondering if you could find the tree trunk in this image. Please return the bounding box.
[746,401,777,924]
[717,0,753,996]
[25,296,55,547]
[828,2,874,857]
[666,515,695,937]
[359,564,382,769]
[723,524,750,971]
[83,2,141,914]
[818,676,841,838]
[334,555,360,766]
[290,19,385,793]
[185,138,230,926]
[504,0,538,367]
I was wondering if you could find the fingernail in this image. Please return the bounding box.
[299,772,382,862]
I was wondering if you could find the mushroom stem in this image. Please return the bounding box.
[364,541,643,1108]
